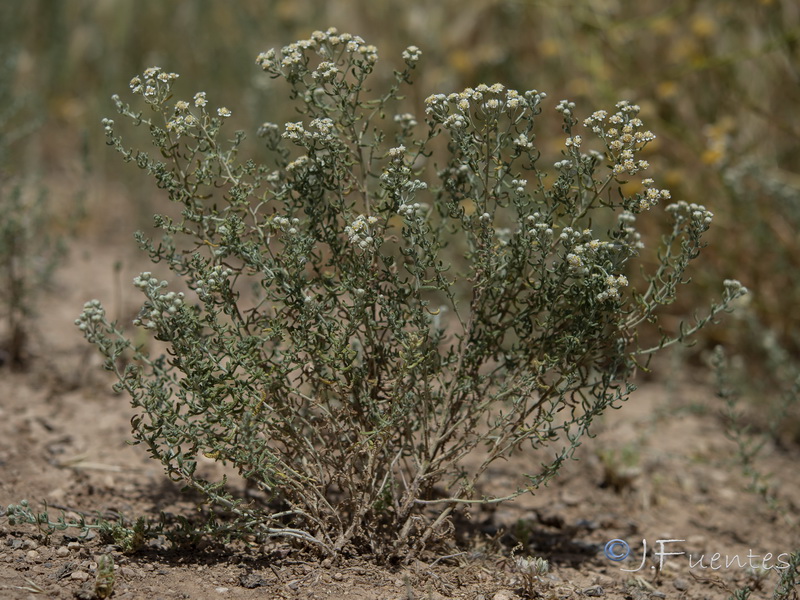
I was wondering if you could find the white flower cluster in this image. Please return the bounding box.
[282,117,341,150]
[555,99,576,117]
[635,178,672,212]
[286,155,309,172]
[194,265,233,300]
[558,226,591,250]
[665,201,714,234]
[381,145,428,213]
[133,272,168,291]
[596,273,629,302]
[75,300,104,329]
[564,238,614,274]
[272,215,301,234]
[345,214,379,250]
[311,117,336,137]
[398,201,425,219]
[311,61,339,83]
[550,227,630,302]
[723,279,749,298]
[129,67,179,105]
[256,28,378,75]
[283,122,305,142]
[553,159,572,171]
[75,300,108,345]
[583,101,656,177]
[166,100,200,137]
[124,76,226,139]
[128,272,187,328]
[513,133,534,151]
[526,213,554,246]
[424,84,546,130]
[255,48,280,71]
[554,150,604,172]
[402,45,422,67]
[611,150,651,177]
[423,93,467,129]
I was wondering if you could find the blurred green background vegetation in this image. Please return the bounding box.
[2,0,799,425]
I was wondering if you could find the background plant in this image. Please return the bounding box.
[73,29,745,560]
[714,346,800,600]
[0,48,63,369]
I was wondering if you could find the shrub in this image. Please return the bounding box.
[75,28,745,560]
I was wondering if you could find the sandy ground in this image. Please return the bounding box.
[1,242,798,599]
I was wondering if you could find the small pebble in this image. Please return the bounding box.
[22,539,39,550]
[70,570,90,581]
[673,578,689,591]
[56,546,70,556]
[493,591,515,600]
[119,566,139,578]
[561,491,581,506]
[26,550,40,561]
[332,572,344,581]
[67,541,81,551]
[215,587,229,594]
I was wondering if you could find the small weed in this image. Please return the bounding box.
[93,554,115,599]
[512,551,550,598]
[598,445,642,493]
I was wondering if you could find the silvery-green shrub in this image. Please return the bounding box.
[76,28,745,559]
